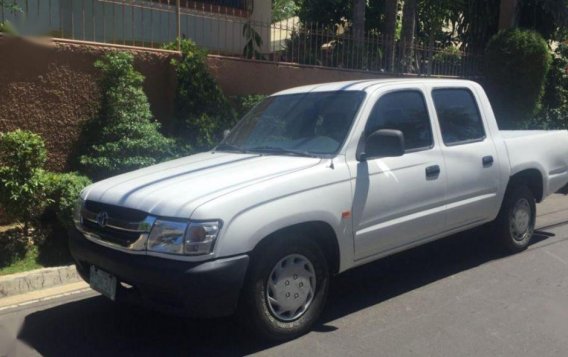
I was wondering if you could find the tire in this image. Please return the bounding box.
[237,235,330,341]
[493,184,536,253]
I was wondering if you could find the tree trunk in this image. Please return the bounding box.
[352,0,366,42]
[352,0,366,67]
[498,0,519,29]
[400,0,417,73]
[383,0,398,71]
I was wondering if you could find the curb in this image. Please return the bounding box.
[0,265,82,299]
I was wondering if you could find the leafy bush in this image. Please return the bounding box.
[541,43,568,112]
[80,52,173,179]
[243,20,264,59]
[0,1,21,35]
[526,44,568,130]
[524,107,567,130]
[0,20,17,35]
[484,29,551,128]
[43,172,91,228]
[0,130,48,234]
[432,46,462,66]
[164,39,236,151]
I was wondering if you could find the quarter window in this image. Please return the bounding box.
[366,91,433,152]
[432,88,486,145]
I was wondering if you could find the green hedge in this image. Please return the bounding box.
[42,172,91,229]
[0,130,48,234]
[0,130,91,235]
[484,29,551,128]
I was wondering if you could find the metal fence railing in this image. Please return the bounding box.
[1,0,482,77]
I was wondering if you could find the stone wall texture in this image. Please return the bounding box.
[0,36,178,172]
[0,36,393,171]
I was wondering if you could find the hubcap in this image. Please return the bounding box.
[510,198,532,241]
[266,254,316,321]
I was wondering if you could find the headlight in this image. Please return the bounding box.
[147,220,220,256]
[147,220,188,254]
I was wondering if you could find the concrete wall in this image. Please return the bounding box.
[0,36,392,171]
[3,0,271,54]
[207,56,393,96]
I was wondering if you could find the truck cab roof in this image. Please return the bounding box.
[273,78,479,96]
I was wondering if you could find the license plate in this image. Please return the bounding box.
[89,266,117,301]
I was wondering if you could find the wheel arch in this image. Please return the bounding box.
[507,169,544,202]
[250,221,341,275]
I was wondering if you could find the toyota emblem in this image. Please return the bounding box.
[96,211,109,228]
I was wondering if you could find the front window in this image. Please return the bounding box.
[365,90,433,152]
[218,91,366,157]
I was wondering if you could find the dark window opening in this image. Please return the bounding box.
[366,90,434,152]
[432,88,486,145]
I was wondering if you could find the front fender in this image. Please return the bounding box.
[213,180,355,273]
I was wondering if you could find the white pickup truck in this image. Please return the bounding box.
[70,79,568,341]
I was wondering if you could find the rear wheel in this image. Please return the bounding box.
[238,236,329,341]
[493,184,536,253]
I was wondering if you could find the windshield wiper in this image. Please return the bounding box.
[214,143,249,153]
[247,146,317,157]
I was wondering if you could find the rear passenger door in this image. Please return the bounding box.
[431,87,500,230]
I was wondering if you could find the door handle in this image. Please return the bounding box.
[482,155,494,167]
[425,165,440,179]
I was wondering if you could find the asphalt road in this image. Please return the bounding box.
[2,197,568,357]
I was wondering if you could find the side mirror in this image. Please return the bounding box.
[358,129,405,161]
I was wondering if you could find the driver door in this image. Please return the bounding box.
[350,89,447,261]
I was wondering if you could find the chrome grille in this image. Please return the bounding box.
[80,201,153,248]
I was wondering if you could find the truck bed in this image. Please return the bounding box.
[501,130,568,198]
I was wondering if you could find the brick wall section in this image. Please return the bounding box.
[0,36,178,172]
[0,36,394,171]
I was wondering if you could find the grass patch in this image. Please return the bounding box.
[0,222,73,276]
[0,245,41,276]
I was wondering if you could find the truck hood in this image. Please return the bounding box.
[82,152,321,218]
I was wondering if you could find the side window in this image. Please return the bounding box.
[432,88,486,145]
[366,91,433,152]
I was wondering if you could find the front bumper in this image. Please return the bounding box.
[69,227,249,318]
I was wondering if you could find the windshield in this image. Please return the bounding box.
[218,91,366,156]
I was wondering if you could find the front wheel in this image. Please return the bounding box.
[493,185,536,253]
[238,237,329,341]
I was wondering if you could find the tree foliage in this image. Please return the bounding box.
[80,52,173,179]
[484,29,551,128]
[0,130,48,235]
[527,43,568,129]
[164,39,236,152]
[0,0,21,34]
[243,20,264,59]
[42,172,91,229]
[272,0,299,23]
[518,0,568,41]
